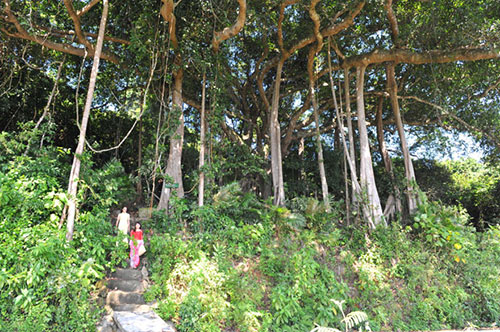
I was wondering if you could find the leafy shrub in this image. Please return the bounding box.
[146,237,230,332]
[412,193,475,263]
[288,196,345,232]
[263,232,350,331]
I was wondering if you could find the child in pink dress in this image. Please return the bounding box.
[129,222,144,269]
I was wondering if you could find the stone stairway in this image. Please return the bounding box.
[97,267,176,332]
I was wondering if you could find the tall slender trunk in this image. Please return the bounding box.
[344,68,358,211]
[308,48,329,210]
[270,59,285,206]
[149,92,164,212]
[299,137,305,196]
[356,66,384,228]
[136,116,143,201]
[198,72,207,207]
[385,63,418,214]
[65,0,108,241]
[375,96,402,219]
[337,73,350,225]
[158,58,184,210]
[343,144,350,225]
[307,0,329,209]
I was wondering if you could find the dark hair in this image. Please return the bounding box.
[135,222,141,229]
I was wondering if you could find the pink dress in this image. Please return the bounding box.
[129,229,144,268]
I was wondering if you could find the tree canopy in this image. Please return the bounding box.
[1,0,500,227]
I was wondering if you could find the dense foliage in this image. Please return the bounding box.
[143,184,500,332]
[0,129,133,331]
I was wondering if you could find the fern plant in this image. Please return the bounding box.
[311,300,371,332]
[310,325,342,332]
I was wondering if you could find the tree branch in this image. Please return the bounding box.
[317,47,500,76]
[33,24,131,45]
[212,0,246,52]
[400,95,500,149]
[2,0,120,64]
[343,47,500,68]
[278,0,299,55]
[77,0,100,17]
[160,0,178,48]
[63,0,94,51]
[384,0,399,47]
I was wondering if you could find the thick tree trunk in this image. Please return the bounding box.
[356,66,385,228]
[270,59,285,206]
[385,63,418,214]
[158,61,184,210]
[157,1,184,211]
[375,96,402,219]
[65,0,108,241]
[198,72,207,207]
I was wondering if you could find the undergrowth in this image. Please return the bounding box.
[145,183,500,332]
[0,130,132,331]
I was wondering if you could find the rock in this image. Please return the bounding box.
[111,268,143,281]
[113,311,176,332]
[141,266,149,280]
[107,290,146,306]
[107,279,145,292]
[111,304,152,313]
[97,314,116,332]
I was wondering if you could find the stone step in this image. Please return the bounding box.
[112,304,152,313]
[111,268,143,281]
[113,311,176,332]
[107,290,145,306]
[107,278,145,292]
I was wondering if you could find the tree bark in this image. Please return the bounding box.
[375,96,402,219]
[158,57,185,210]
[344,68,359,210]
[385,63,418,214]
[270,59,286,206]
[356,66,384,228]
[65,0,108,241]
[198,72,207,207]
